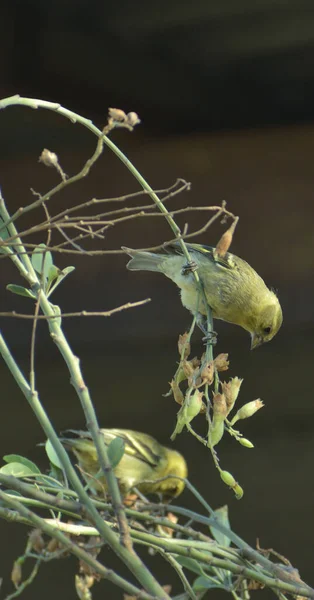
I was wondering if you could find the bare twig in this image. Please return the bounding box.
[0,299,151,320]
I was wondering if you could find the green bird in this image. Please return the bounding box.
[123,242,282,348]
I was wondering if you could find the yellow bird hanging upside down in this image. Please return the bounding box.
[122,242,283,349]
[60,429,188,502]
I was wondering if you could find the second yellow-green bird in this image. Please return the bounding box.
[61,428,188,502]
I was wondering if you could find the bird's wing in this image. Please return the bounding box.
[168,241,236,271]
[101,429,161,468]
[63,429,162,468]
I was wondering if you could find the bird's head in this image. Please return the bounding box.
[250,294,283,349]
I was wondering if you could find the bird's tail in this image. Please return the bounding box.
[122,246,163,272]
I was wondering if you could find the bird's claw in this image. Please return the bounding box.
[202,331,218,346]
[182,260,198,275]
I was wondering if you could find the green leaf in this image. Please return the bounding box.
[31,244,53,279]
[47,266,75,298]
[210,505,231,547]
[0,462,37,477]
[45,440,63,470]
[209,506,233,585]
[193,576,223,591]
[61,266,75,277]
[3,454,40,474]
[107,437,125,468]
[47,265,61,286]
[175,556,205,576]
[6,284,36,299]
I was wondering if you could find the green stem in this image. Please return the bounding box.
[129,530,314,599]
[0,490,155,600]
[0,332,168,599]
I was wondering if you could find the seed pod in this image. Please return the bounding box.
[11,561,22,589]
[231,399,264,424]
[220,470,236,487]
[238,437,254,448]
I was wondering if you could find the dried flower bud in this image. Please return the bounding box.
[39,148,59,168]
[231,399,264,425]
[178,332,191,358]
[28,529,45,552]
[215,217,239,258]
[201,361,214,385]
[170,379,184,405]
[46,537,59,553]
[221,377,243,413]
[190,357,200,368]
[239,437,254,448]
[126,112,141,127]
[212,393,228,419]
[108,108,127,122]
[157,512,178,537]
[214,353,229,371]
[75,575,94,600]
[11,561,22,588]
[182,359,196,379]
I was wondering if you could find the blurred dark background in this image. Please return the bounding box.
[0,1,314,598]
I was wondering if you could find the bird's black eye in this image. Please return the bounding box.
[263,326,271,334]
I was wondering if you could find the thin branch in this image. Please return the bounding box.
[0,489,155,600]
[0,299,151,320]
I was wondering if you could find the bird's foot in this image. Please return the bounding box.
[181,260,198,275]
[202,331,218,346]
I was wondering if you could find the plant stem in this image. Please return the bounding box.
[0,489,155,600]
[0,332,168,598]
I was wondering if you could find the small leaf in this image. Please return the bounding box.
[33,473,64,487]
[6,284,36,299]
[47,265,61,286]
[62,266,75,277]
[47,266,75,298]
[0,462,37,477]
[31,243,53,279]
[193,576,223,591]
[107,437,125,468]
[175,557,205,576]
[210,505,231,547]
[45,439,63,469]
[3,454,41,474]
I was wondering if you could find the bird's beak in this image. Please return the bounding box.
[250,333,263,350]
